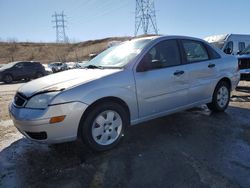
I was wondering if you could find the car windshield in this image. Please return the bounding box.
[210,41,224,49]
[240,45,250,54]
[85,38,152,68]
[0,62,17,69]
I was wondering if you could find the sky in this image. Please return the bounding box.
[0,0,250,43]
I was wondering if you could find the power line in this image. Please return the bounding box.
[135,0,158,36]
[52,11,68,43]
[70,0,125,26]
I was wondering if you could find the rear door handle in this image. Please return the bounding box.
[173,70,185,76]
[208,64,215,68]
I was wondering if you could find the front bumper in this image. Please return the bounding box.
[239,69,250,81]
[9,101,88,144]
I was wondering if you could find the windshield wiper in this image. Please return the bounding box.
[84,65,104,69]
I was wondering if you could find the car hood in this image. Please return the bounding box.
[18,68,121,97]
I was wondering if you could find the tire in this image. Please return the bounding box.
[3,74,13,84]
[207,81,230,112]
[80,102,128,151]
[24,78,30,82]
[36,72,43,78]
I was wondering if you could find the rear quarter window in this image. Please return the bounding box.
[205,44,221,59]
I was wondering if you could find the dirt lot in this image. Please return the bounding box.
[0,81,250,188]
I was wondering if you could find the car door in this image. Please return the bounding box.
[13,62,25,79]
[134,39,189,118]
[22,62,34,78]
[180,40,218,104]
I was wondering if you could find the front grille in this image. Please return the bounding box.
[241,73,250,81]
[239,58,250,69]
[14,93,27,107]
[26,131,47,140]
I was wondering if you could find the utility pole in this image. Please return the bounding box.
[52,12,68,43]
[135,0,158,36]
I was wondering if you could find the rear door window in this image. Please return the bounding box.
[182,40,209,63]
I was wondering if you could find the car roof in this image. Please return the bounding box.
[131,35,207,43]
[10,61,40,64]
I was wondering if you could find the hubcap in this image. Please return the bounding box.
[92,110,122,146]
[217,86,229,108]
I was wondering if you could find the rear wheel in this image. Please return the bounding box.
[36,72,43,78]
[24,77,30,82]
[207,81,230,112]
[3,74,13,84]
[80,102,128,151]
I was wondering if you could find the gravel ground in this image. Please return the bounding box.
[0,81,250,188]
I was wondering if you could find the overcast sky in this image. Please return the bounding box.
[0,0,250,42]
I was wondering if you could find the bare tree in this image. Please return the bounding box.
[7,38,18,62]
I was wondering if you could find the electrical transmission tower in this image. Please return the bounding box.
[135,0,158,36]
[52,12,68,43]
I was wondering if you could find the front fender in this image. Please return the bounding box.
[51,70,139,122]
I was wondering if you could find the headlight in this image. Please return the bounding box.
[25,92,60,109]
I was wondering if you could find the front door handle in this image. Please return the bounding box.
[173,70,185,76]
[208,64,215,68]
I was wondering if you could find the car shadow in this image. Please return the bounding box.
[0,80,27,85]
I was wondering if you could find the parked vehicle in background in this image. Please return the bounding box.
[0,61,46,84]
[48,62,67,73]
[204,34,250,55]
[88,41,123,60]
[9,36,240,151]
[66,62,81,69]
[107,40,122,48]
[42,64,53,75]
[89,53,97,60]
[78,60,89,68]
[237,44,250,81]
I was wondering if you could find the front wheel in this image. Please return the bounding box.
[80,102,128,151]
[207,81,230,112]
[3,74,13,84]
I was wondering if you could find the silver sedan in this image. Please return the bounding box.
[9,36,240,151]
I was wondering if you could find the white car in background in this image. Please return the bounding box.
[48,62,67,73]
[42,64,53,75]
[78,61,89,68]
[204,34,250,55]
[66,62,81,69]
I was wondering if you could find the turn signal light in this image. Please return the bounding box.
[49,115,66,124]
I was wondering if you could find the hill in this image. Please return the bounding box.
[0,37,130,64]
